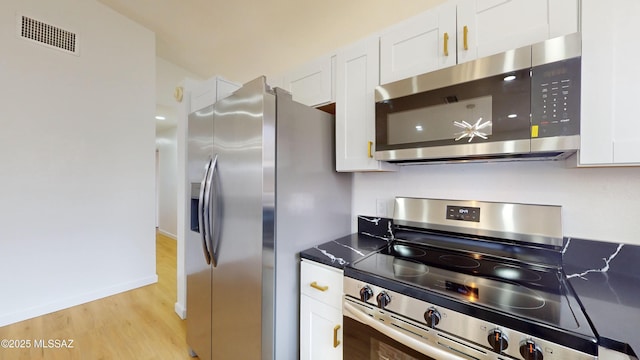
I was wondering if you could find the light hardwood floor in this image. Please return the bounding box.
[0,232,193,360]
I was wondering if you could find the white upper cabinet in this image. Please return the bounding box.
[578,0,640,166]
[380,3,457,85]
[381,0,579,84]
[336,36,397,172]
[282,54,336,107]
[457,0,579,63]
[189,76,240,112]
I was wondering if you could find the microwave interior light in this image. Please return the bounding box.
[507,114,518,118]
[503,75,516,81]
[155,115,166,120]
[415,125,423,131]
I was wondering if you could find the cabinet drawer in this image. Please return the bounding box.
[301,260,343,309]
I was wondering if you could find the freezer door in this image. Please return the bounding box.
[186,106,214,360]
[210,77,270,359]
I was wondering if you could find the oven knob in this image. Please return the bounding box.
[487,329,509,353]
[359,286,374,302]
[519,339,543,360]
[423,307,441,328]
[376,291,391,309]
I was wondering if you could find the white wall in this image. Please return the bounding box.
[156,127,178,238]
[154,58,202,242]
[353,159,640,245]
[0,0,156,326]
[155,57,202,130]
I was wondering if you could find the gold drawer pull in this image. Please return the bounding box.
[310,281,328,292]
[333,325,341,348]
[463,25,469,50]
[444,32,450,56]
[368,141,373,158]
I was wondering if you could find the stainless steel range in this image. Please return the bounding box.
[343,197,597,360]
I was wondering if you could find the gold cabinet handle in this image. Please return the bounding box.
[443,32,449,56]
[310,281,328,292]
[333,325,341,348]
[368,141,374,158]
[463,26,469,50]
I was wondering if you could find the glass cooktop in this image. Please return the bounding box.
[349,237,592,335]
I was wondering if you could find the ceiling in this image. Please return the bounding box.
[96,0,443,132]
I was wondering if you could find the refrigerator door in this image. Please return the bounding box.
[210,77,269,359]
[186,106,214,360]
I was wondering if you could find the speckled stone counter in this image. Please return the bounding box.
[563,238,640,359]
[299,216,391,269]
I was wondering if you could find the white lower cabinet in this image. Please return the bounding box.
[300,260,343,360]
[300,294,343,360]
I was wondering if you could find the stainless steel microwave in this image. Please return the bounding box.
[374,33,581,163]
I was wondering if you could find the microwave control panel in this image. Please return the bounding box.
[530,57,581,138]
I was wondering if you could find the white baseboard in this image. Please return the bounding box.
[0,274,158,327]
[158,228,177,240]
[174,301,186,319]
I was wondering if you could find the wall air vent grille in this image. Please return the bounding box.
[19,15,78,55]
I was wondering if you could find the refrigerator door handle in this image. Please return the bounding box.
[198,157,213,264]
[209,154,221,267]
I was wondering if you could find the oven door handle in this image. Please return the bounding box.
[343,301,469,360]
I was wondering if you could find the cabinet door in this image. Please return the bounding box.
[336,37,397,172]
[456,0,578,64]
[282,55,335,107]
[380,3,456,84]
[189,76,240,112]
[579,0,640,166]
[301,260,344,309]
[300,294,342,360]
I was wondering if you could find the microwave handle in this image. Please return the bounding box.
[343,301,469,360]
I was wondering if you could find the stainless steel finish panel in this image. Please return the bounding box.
[188,76,352,359]
[273,88,353,360]
[532,135,580,153]
[186,106,214,360]
[393,197,563,247]
[209,77,265,359]
[375,139,531,162]
[344,277,596,360]
[532,32,582,66]
[262,84,276,360]
[375,46,531,102]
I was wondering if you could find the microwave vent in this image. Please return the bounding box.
[444,95,458,103]
[18,15,79,56]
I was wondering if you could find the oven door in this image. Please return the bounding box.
[343,299,478,360]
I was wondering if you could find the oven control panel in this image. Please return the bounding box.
[446,205,480,222]
[344,277,596,360]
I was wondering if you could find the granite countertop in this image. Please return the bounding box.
[300,215,640,358]
[563,238,640,359]
[299,216,391,269]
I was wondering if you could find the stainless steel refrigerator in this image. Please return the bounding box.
[186,76,352,360]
